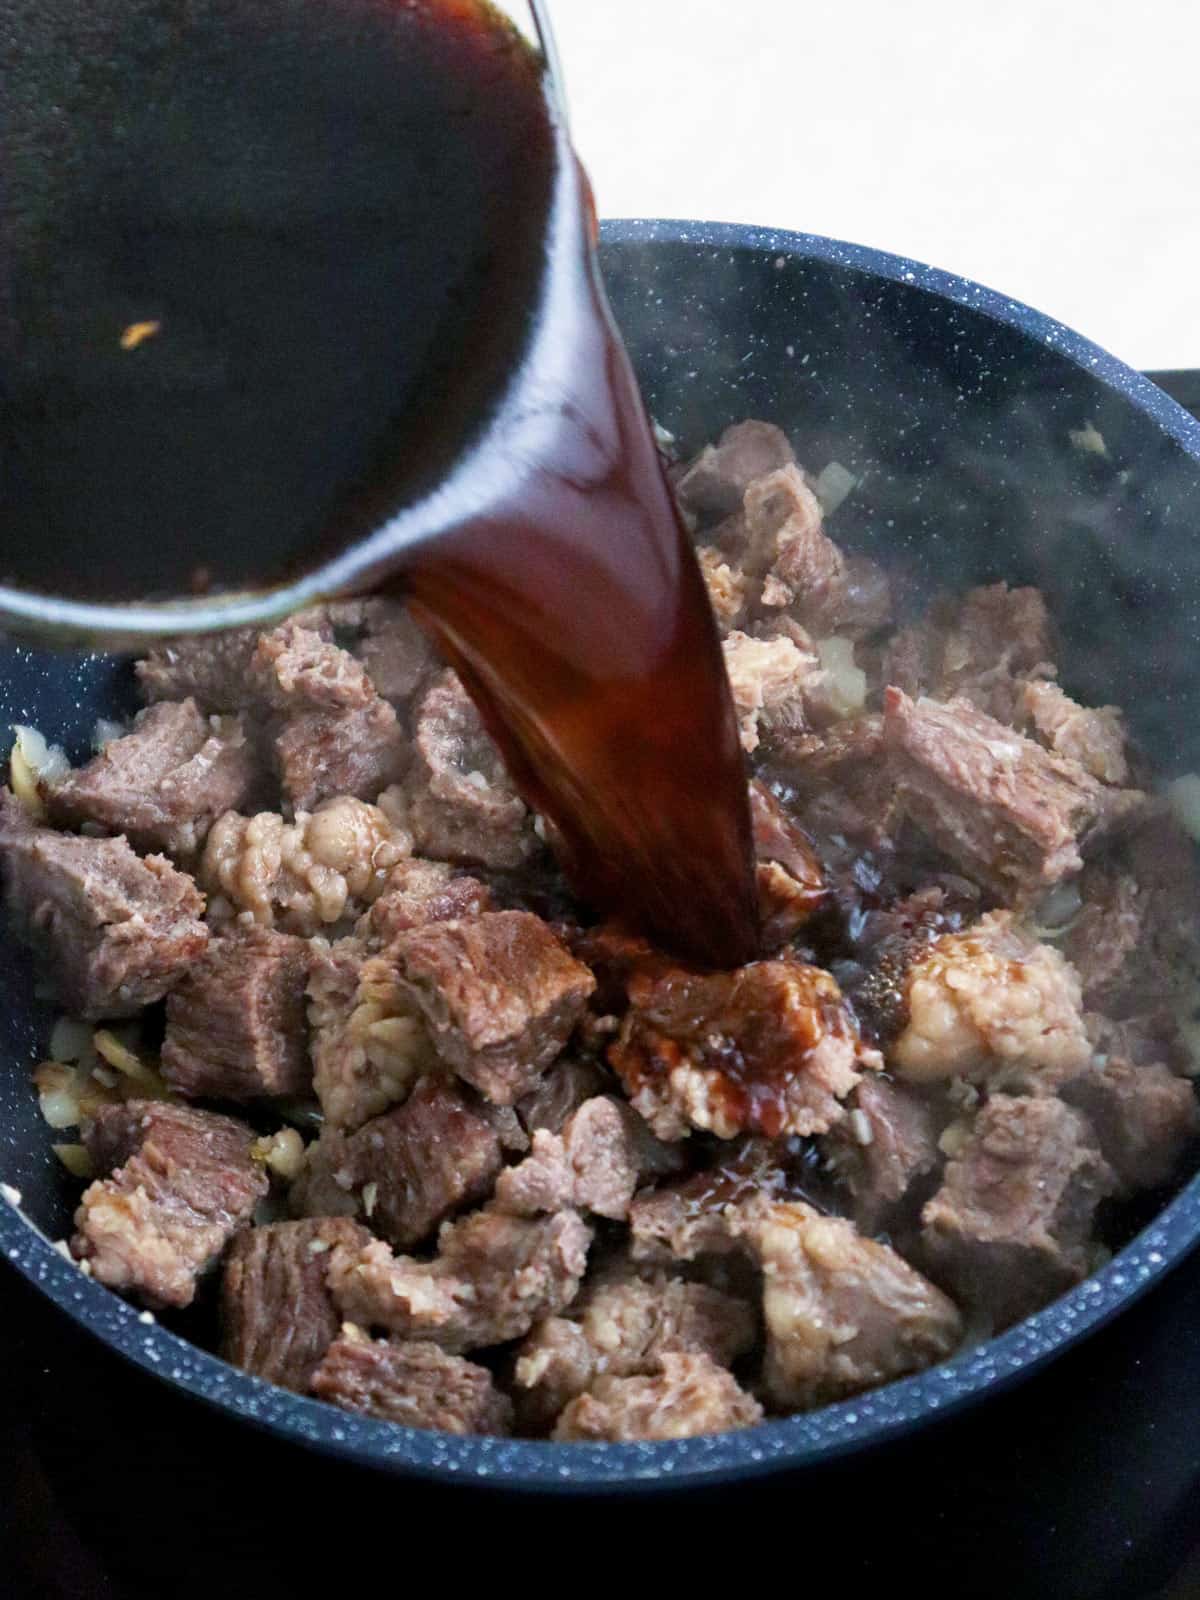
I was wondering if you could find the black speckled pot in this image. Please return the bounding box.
[2,220,1199,1492]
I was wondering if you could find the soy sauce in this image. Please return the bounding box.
[1,0,759,967]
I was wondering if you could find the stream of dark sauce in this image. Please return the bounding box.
[2,0,759,967]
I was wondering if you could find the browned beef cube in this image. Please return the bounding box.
[393,911,596,1105]
[1019,679,1128,784]
[883,690,1145,898]
[45,700,262,860]
[276,696,407,813]
[290,1075,505,1249]
[826,1076,944,1235]
[609,958,878,1141]
[347,598,438,706]
[329,1208,592,1351]
[251,621,376,712]
[883,584,1057,725]
[627,1138,799,1265]
[494,1096,682,1221]
[749,780,827,949]
[722,629,815,753]
[162,927,311,1101]
[516,1057,611,1135]
[73,1101,267,1308]
[1058,1020,1199,1192]
[674,420,796,522]
[513,1264,756,1430]
[306,938,437,1129]
[729,1199,962,1410]
[921,1095,1115,1328]
[311,1329,512,1434]
[354,857,494,948]
[221,1217,373,1391]
[553,1352,763,1442]
[767,713,900,847]
[697,544,753,633]
[136,627,265,712]
[0,793,208,1018]
[399,670,537,869]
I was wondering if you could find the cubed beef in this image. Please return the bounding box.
[1063,821,1200,1017]
[697,545,753,633]
[349,599,438,707]
[73,1101,267,1308]
[729,1199,962,1410]
[200,797,407,935]
[276,697,408,814]
[517,1058,612,1135]
[162,926,311,1101]
[45,700,262,860]
[393,911,596,1105]
[494,1096,682,1220]
[674,420,796,522]
[290,1075,505,1249]
[0,794,207,1019]
[749,780,827,949]
[765,713,900,848]
[400,670,536,869]
[825,1076,945,1235]
[1056,1019,1199,1192]
[609,958,879,1141]
[723,630,814,753]
[221,1217,373,1391]
[552,1352,763,1442]
[882,584,1057,725]
[920,1094,1115,1328]
[889,911,1092,1085]
[311,1328,512,1434]
[251,621,376,712]
[355,857,494,947]
[883,690,1145,898]
[306,939,436,1129]
[1018,680,1128,785]
[329,1208,592,1351]
[628,1183,744,1266]
[135,627,265,712]
[514,1263,756,1430]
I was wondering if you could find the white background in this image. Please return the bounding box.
[547,0,1200,371]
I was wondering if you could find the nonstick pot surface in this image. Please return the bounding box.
[2,221,1200,1491]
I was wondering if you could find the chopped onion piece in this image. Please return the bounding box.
[49,1017,95,1065]
[92,1029,155,1084]
[1166,775,1200,842]
[52,1143,94,1179]
[1069,422,1108,458]
[814,460,858,516]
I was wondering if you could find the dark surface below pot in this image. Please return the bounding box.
[2,224,1200,1591]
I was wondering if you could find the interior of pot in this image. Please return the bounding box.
[2,224,1200,1485]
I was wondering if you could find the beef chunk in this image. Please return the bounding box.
[162,926,311,1101]
[200,797,406,935]
[329,1208,591,1352]
[311,1328,512,1435]
[307,939,436,1129]
[401,670,536,869]
[276,697,408,813]
[221,1217,373,1391]
[729,1200,962,1409]
[609,958,879,1141]
[883,584,1057,725]
[251,622,376,712]
[514,1264,756,1430]
[348,599,438,706]
[766,713,899,848]
[920,1095,1115,1328]
[495,1096,682,1220]
[73,1101,267,1308]
[628,1183,744,1266]
[0,794,207,1019]
[1057,1019,1199,1192]
[825,1076,944,1235]
[46,700,261,860]
[674,420,795,522]
[1018,679,1128,785]
[553,1352,763,1442]
[723,630,814,753]
[291,1075,504,1249]
[749,780,827,949]
[697,544,753,633]
[517,1058,611,1135]
[1063,821,1200,1016]
[355,858,494,948]
[883,690,1145,898]
[890,911,1092,1085]
[135,627,264,712]
[393,911,596,1105]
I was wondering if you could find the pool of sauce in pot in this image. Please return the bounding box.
[2,0,759,967]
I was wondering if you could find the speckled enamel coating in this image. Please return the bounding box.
[1,220,1199,1490]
